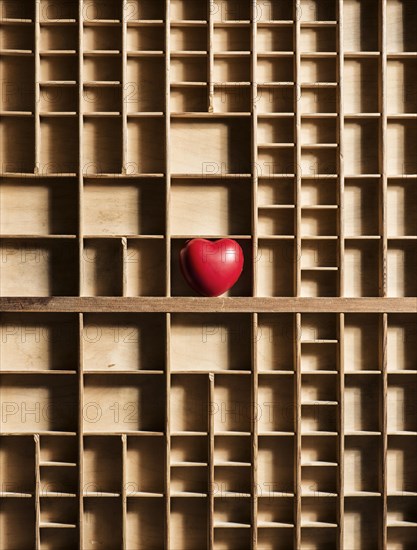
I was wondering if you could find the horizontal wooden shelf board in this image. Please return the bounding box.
[1,297,415,313]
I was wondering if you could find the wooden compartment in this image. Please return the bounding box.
[1,118,35,173]
[0,499,35,550]
[213,375,251,433]
[83,436,122,494]
[387,121,417,175]
[40,85,78,113]
[257,313,295,372]
[257,375,294,433]
[84,26,121,51]
[82,239,123,296]
[387,314,417,372]
[125,239,166,296]
[344,120,379,175]
[343,0,379,51]
[83,498,122,550]
[214,435,250,465]
[258,178,294,207]
[387,179,417,237]
[212,0,251,22]
[256,0,293,21]
[39,435,78,465]
[127,119,165,173]
[387,241,417,297]
[387,375,417,433]
[257,239,295,297]
[41,56,78,81]
[1,0,35,19]
[126,499,165,550]
[299,0,336,22]
[83,85,121,113]
[387,60,417,114]
[41,25,77,50]
[344,314,381,372]
[344,374,381,433]
[258,436,294,496]
[344,240,380,297]
[387,0,417,52]
[257,57,294,83]
[84,118,122,174]
[40,527,78,550]
[300,27,336,53]
[40,117,78,174]
[387,435,417,494]
[344,497,381,549]
[39,0,77,21]
[127,0,165,21]
[0,57,34,111]
[344,435,381,494]
[344,59,379,113]
[344,178,380,237]
[40,464,77,496]
[127,58,164,111]
[0,436,35,494]
[126,437,165,494]
[170,374,208,433]
[170,498,207,550]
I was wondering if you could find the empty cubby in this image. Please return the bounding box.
[170,498,207,550]
[39,0,77,21]
[301,463,337,494]
[344,120,379,175]
[257,85,294,114]
[214,435,251,465]
[0,499,35,550]
[258,145,295,177]
[344,435,381,494]
[257,436,294,496]
[344,498,381,549]
[40,25,78,50]
[256,0,293,21]
[387,121,417,175]
[387,241,417,297]
[84,118,122,173]
[301,313,337,342]
[171,56,207,82]
[301,268,338,297]
[126,58,164,111]
[83,85,121,113]
[39,463,77,496]
[84,26,122,51]
[299,0,336,22]
[83,179,165,236]
[82,0,122,21]
[214,464,251,496]
[301,373,337,403]
[125,239,166,296]
[257,528,293,550]
[344,314,381,372]
[301,209,337,237]
[41,56,78,81]
[387,0,417,52]
[83,374,165,433]
[212,0,251,22]
[300,27,336,53]
[126,436,165,494]
[257,496,294,527]
[257,57,294,83]
[344,374,381,433]
[387,314,416,372]
[171,464,208,495]
[171,25,207,51]
[0,23,33,49]
[343,0,379,51]
[127,119,165,173]
[0,313,78,372]
[170,177,251,235]
[301,239,338,269]
[258,178,294,207]
[83,498,123,550]
[387,60,417,114]
[126,0,165,21]
[344,178,380,236]
[171,85,208,112]
[300,87,336,114]
[84,56,121,82]
[258,207,295,236]
[126,499,165,550]
[1,0,35,19]
[0,239,78,296]
[387,179,417,237]
[213,84,251,112]
[0,374,77,433]
[258,117,294,145]
[83,436,122,494]
[214,497,251,527]
[0,436,35,494]
[344,59,379,113]
[213,375,251,433]
[0,56,34,112]
[170,374,209,433]
[301,119,337,146]
[301,434,337,465]
[40,85,78,113]
[214,27,250,52]
[171,435,208,464]
[82,239,123,296]
[300,344,337,372]
[40,117,78,174]
[301,148,337,176]
[387,375,417,433]
[40,435,78,465]
[258,375,294,433]
[257,239,295,297]
[301,403,337,433]
[301,496,337,526]
[387,435,417,494]
[344,240,380,297]
[300,59,336,84]
[83,313,165,371]
[257,314,295,372]
[1,118,35,173]
[301,527,337,549]
[127,26,164,51]
[301,179,338,206]
[257,27,293,52]
[170,0,207,20]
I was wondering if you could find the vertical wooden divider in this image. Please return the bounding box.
[337,313,345,549]
[78,0,84,296]
[121,237,128,296]
[294,2,302,297]
[121,0,128,297]
[122,433,127,549]
[165,312,171,549]
[34,1,40,173]
[34,434,40,550]
[208,372,215,548]
[337,0,344,297]
[251,313,258,549]
[381,313,388,548]
[165,0,171,297]
[294,313,302,548]
[380,0,388,297]
[78,312,84,549]
[208,0,214,112]
[251,1,258,297]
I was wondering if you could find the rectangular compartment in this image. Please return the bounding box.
[301,179,338,206]
[214,27,250,52]
[126,499,165,550]
[344,240,380,297]
[387,375,417,432]
[40,117,78,173]
[171,86,208,112]
[387,241,417,297]
[127,118,165,173]
[83,498,122,550]
[212,0,251,22]
[213,85,251,113]
[258,375,294,433]
[171,57,207,82]
[170,498,207,550]
[300,344,337,372]
[343,0,379,51]
[126,58,164,111]
[301,119,337,145]
[40,527,78,550]
[40,25,78,50]
[0,436,35,494]
[344,498,381,549]
[301,403,337,433]
[258,146,295,177]
[257,85,294,114]
[0,57,34,111]
[84,25,122,51]
[39,464,77,496]
[171,435,208,464]
[301,464,337,493]
[257,57,294,83]
[127,26,164,51]
[1,118,34,173]
[301,373,337,403]
[213,374,251,433]
[301,313,337,341]
[171,177,251,235]
[0,177,77,236]
[84,56,121,82]
[301,269,338,297]
[257,528,294,550]
[256,0,293,21]
[126,239,166,296]
[344,435,381,494]
[83,179,165,235]
[170,26,207,51]
[82,239,123,296]
[301,496,337,525]
[126,436,165,494]
[82,0,122,21]
[258,207,294,236]
[0,499,35,550]
[127,0,165,21]
[170,0,207,20]
[0,23,34,49]
[83,374,165,433]
[387,435,417,494]
[83,436,122,494]
[84,117,122,173]
[300,148,337,176]
[214,497,251,526]
[170,313,251,372]
[170,374,208,432]
[41,56,77,81]
[257,239,295,297]
[344,59,379,113]
[300,86,336,114]
[170,118,250,174]
[0,313,78,372]
[214,435,251,465]
[301,528,337,549]
[258,118,294,145]
[344,374,381,432]
[300,59,336,84]
[300,239,338,269]
[257,27,293,52]
[39,0,77,20]
[387,0,417,52]
[300,27,336,53]
[387,314,416,372]
[40,85,78,113]
[213,529,252,550]
[214,464,251,496]
[257,313,295,372]
[171,464,207,495]
[301,434,337,465]
[344,120,379,175]
[344,314,381,372]
[39,435,78,464]
[387,60,417,114]
[83,85,121,113]
[387,121,417,175]
[1,0,35,19]
[299,0,336,21]
[301,210,337,237]
[387,179,417,237]
[257,496,294,527]
[0,239,78,296]
[258,178,294,207]
[344,179,380,236]
[258,436,294,495]
[0,374,77,433]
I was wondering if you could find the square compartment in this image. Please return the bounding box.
[387,121,417,175]
[127,0,165,21]
[213,85,251,112]
[258,118,294,144]
[301,464,337,493]
[0,436,35,494]
[257,85,294,113]
[213,58,251,82]
[171,313,251,372]
[0,178,78,235]
[301,373,337,403]
[83,313,165,371]
[344,498,381,549]
[300,148,337,176]
[41,56,77,81]
[257,313,295,372]
[170,374,209,432]
[301,240,338,269]
[83,85,121,113]
[214,465,251,496]
[214,497,251,526]
[126,240,166,297]
[301,210,337,236]
[299,0,336,21]
[40,25,78,50]
[300,59,336,83]
[257,375,294,433]
[171,57,207,82]
[126,436,165,493]
[344,59,379,113]
[344,240,380,297]
[126,59,165,111]
[214,435,251,465]
[212,0,251,22]
[301,314,338,342]
[300,87,336,113]
[82,239,123,296]
[83,436,122,494]
[387,314,416,372]
[301,119,337,145]
[387,0,417,52]
[40,118,78,173]
[171,465,207,495]
[257,239,295,297]
[344,374,381,432]
[40,435,78,464]
[40,465,77,494]
[126,499,165,550]
[214,27,250,51]
[83,374,165,432]
[1,118,35,173]
[84,26,122,50]
[83,499,122,550]
[0,374,77,433]
[0,500,35,550]
[171,178,251,235]
[300,344,337,372]
[127,118,165,173]
[343,0,379,51]
[387,179,417,237]
[127,26,164,51]
[257,57,294,83]
[387,242,417,297]
[258,178,294,206]
[171,86,208,112]
[171,435,208,464]
[258,436,294,495]
[213,374,251,432]
[300,27,336,52]
[170,26,207,50]
[0,239,78,296]
[387,435,417,494]
[301,270,338,297]
[387,375,417,432]
[344,435,381,494]
[170,498,207,550]
[257,27,293,51]
[344,120,379,175]
[301,434,337,464]
[387,60,417,114]
[344,314,381,372]
[83,56,121,82]
[300,179,338,206]
[301,404,337,433]
[258,146,295,176]
[344,179,381,236]
[0,313,78,372]
[84,117,122,173]
[83,179,165,235]
[40,85,78,112]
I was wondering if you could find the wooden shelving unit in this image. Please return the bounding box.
[0,1,416,549]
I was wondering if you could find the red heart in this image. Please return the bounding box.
[180,239,244,297]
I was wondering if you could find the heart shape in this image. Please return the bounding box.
[180,239,244,297]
